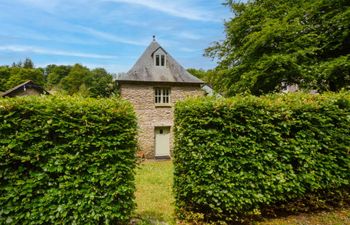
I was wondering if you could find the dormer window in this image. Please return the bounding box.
[155,54,166,66]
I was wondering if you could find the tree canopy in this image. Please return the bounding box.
[206,0,350,95]
[0,59,117,98]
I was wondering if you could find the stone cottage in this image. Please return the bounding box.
[117,37,204,159]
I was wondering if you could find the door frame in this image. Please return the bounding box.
[154,126,171,159]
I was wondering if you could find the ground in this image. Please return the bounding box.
[134,161,350,225]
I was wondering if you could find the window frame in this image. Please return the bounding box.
[154,87,171,106]
[154,54,166,67]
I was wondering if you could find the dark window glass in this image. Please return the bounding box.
[156,55,160,66]
[161,55,165,66]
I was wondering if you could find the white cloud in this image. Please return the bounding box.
[104,0,218,22]
[179,47,200,53]
[78,26,148,46]
[0,45,117,59]
[176,31,203,40]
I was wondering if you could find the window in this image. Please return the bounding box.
[155,55,160,66]
[161,55,165,66]
[155,54,166,66]
[155,88,170,105]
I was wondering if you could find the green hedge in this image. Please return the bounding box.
[174,92,350,223]
[0,96,137,224]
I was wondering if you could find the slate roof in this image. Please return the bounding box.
[118,40,204,84]
[1,80,49,97]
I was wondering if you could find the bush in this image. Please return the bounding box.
[174,92,350,223]
[0,96,137,224]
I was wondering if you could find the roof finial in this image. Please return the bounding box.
[153,35,156,41]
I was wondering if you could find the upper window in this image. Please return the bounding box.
[155,54,166,66]
[155,88,170,105]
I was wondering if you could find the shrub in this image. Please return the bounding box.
[0,96,137,224]
[174,92,350,223]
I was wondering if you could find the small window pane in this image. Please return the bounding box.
[161,55,165,66]
[156,55,160,66]
[155,88,170,104]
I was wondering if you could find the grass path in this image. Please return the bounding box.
[134,160,175,224]
[134,160,350,225]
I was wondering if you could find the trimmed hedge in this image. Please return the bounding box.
[0,96,137,224]
[174,92,350,223]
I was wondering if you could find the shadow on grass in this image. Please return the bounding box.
[132,211,175,225]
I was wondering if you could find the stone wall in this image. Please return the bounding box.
[16,88,42,97]
[120,83,204,158]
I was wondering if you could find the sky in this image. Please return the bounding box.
[0,0,231,73]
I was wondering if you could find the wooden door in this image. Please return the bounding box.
[155,127,170,157]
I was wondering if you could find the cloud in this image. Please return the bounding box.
[78,26,148,46]
[0,45,117,59]
[176,31,203,40]
[179,47,200,53]
[104,0,218,22]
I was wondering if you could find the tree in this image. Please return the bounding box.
[0,66,11,91]
[187,68,208,80]
[59,64,91,95]
[23,58,34,69]
[46,65,71,88]
[89,68,116,98]
[206,0,350,95]
[5,68,45,89]
[59,64,116,97]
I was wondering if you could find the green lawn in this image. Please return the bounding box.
[134,160,175,224]
[134,161,350,225]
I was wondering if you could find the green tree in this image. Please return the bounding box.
[206,0,350,95]
[23,58,34,69]
[46,65,71,88]
[0,66,11,91]
[187,68,208,80]
[59,64,92,95]
[5,68,45,90]
[89,68,116,98]
[59,65,116,97]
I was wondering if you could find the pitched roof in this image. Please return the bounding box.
[118,40,204,84]
[1,80,49,97]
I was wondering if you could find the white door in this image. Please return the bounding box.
[155,127,170,157]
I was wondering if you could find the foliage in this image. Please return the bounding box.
[59,64,92,95]
[0,59,117,97]
[46,65,72,88]
[206,0,350,95]
[187,68,209,81]
[0,67,11,91]
[23,58,34,69]
[0,96,137,224]
[174,92,350,223]
[5,67,45,90]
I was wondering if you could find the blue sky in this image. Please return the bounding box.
[0,0,231,73]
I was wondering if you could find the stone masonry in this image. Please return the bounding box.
[120,83,204,158]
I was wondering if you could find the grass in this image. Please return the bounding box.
[258,209,350,225]
[134,160,175,224]
[134,160,350,225]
